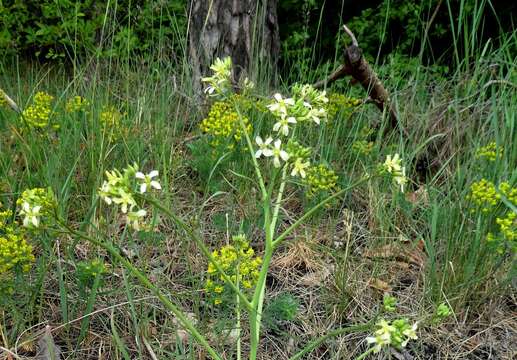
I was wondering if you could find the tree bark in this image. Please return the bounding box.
[188,0,280,94]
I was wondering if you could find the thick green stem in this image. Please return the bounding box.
[59,224,222,360]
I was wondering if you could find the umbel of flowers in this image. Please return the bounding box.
[366,319,418,353]
[0,209,35,279]
[22,91,56,129]
[205,234,262,305]
[200,99,253,148]
[98,164,161,231]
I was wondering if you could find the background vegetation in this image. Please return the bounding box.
[0,0,516,359]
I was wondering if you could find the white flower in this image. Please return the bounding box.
[366,319,394,353]
[271,139,289,168]
[99,181,113,205]
[135,170,162,193]
[305,107,327,125]
[112,189,136,214]
[291,158,310,178]
[383,154,402,174]
[255,136,273,158]
[272,115,297,136]
[267,93,295,116]
[401,323,418,347]
[20,202,42,228]
[126,208,147,231]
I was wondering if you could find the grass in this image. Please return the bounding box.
[1,3,516,359]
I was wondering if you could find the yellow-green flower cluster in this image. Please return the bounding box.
[76,258,107,286]
[286,141,311,161]
[496,212,516,242]
[22,91,54,129]
[305,164,339,197]
[100,105,123,128]
[205,235,262,305]
[16,187,56,228]
[199,101,252,147]
[0,210,35,276]
[66,96,90,113]
[499,182,517,205]
[325,93,362,119]
[466,179,500,213]
[352,140,374,155]
[476,142,503,161]
[0,91,7,108]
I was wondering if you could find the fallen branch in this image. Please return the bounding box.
[314,25,398,130]
[0,87,21,113]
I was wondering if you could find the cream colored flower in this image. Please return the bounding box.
[291,158,310,178]
[273,115,297,136]
[126,209,147,231]
[20,202,42,228]
[255,136,273,158]
[135,170,161,193]
[272,139,289,168]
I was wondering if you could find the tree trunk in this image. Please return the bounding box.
[188,0,280,94]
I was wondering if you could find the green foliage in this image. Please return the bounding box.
[263,293,300,332]
[0,0,187,59]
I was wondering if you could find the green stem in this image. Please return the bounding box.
[288,323,372,360]
[58,224,223,360]
[235,276,241,360]
[354,347,376,360]
[273,176,370,249]
[249,167,288,359]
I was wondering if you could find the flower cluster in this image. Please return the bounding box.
[201,57,233,97]
[16,187,56,228]
[304,164,339,197]
[205,234,262,305]
[383,294,397,312]
[98,164,161,231]
[476,142,503,161]
[76,258,107,286]
[100,105,123,129]
[0,210,35,277]
[466,178,499,213]
[66,96,90,113]
[366,319,418,353]
[267,84,329,130]
[496,211,516,242]
[325,93,362,120]
[499,182,517,205]
[0,91,7,108]
[352,140,374,156]
[22,91,55,129]
[382,154,408,192]
[200,101,252,148]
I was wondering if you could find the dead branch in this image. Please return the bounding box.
[0,87,21,113]
[314,25,399,130]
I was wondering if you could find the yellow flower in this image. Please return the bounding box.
[204,234,262,305]
[199,100,252,148]
[22,91,54,129]
[66,96,90,113]
[476,142,503,161]
[466,179,499,213]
